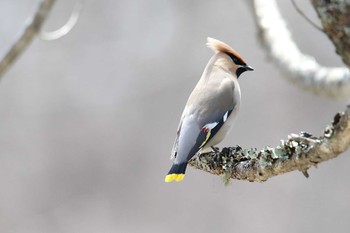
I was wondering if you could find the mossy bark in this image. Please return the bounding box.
[189,105,350,184]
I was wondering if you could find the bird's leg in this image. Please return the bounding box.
[211,146,220,154]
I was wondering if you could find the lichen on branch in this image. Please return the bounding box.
[188,105,350,185]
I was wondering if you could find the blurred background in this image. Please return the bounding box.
[0,0,349,232]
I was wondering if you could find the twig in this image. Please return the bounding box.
[0,0,56,78]
[291,0,323,32]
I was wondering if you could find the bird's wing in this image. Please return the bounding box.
[172,106,235,164]
[197,109,234,148]
[170,118,182,161]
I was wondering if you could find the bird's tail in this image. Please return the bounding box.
[165,163,187,182]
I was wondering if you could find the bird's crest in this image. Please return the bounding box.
[206,37,246,65]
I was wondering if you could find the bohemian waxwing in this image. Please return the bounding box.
[165,37,253,182]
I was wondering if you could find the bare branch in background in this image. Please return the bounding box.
[40,0,83,41]
[0,0,56,78]
[250,0,350,100]
[189,105,350,184]
[0,0,82,78]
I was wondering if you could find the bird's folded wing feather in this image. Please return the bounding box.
[171,109,233,163]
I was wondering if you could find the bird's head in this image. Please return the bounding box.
[207,37,253,78]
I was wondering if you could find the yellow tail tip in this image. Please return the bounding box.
[165,174,185,182]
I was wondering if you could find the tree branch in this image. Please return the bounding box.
[188,105,350,184]
[311,0,350,67]
[250,0,350,100]
[0,0,56,78]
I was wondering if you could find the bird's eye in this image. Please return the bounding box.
[227,53,244,66]
[230,55,238,64]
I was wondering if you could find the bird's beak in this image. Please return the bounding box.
[244,65,254,71]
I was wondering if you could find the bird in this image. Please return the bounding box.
[165,37,254,182]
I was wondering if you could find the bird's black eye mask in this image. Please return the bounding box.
[226,52,246,66]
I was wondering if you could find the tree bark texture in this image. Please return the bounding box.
[311,0,350,67]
